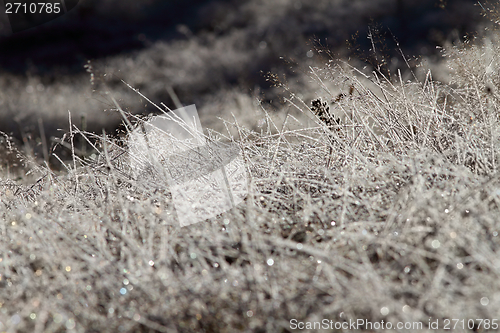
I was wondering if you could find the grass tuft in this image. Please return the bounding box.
[2,20,500,333]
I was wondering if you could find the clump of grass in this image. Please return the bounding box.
[2,24,500,333]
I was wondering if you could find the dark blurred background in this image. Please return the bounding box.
[0,0,490,150]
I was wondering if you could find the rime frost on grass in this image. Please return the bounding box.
[1,38,500,333]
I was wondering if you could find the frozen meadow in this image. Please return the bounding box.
[1,1,500,332]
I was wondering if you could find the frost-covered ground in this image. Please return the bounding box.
[3,22,500,330]
[2,1,500,332]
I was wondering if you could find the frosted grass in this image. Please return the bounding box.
[1,33,500,332]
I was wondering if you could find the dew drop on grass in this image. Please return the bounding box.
[66,319,76,329]
[53,314,63,323]
[10,314,21,325]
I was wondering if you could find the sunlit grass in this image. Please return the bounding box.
[1,6,500,332]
